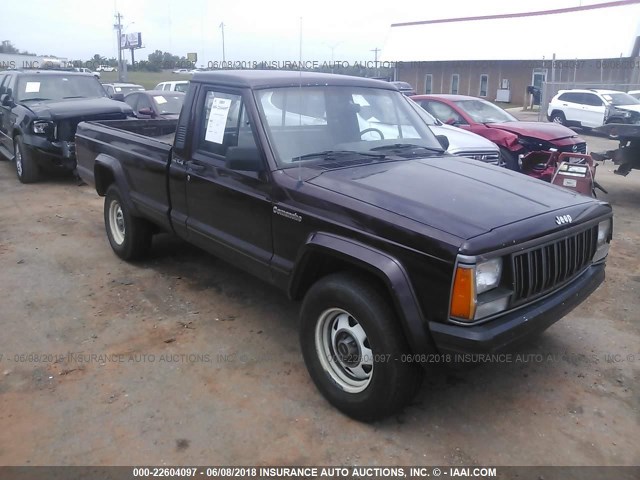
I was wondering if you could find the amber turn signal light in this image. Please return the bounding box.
[450,266,476,320]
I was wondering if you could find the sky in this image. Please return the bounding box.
[3,0,613,66]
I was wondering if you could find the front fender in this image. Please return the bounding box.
[289,232,435,354]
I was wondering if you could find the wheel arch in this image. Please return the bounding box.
[289,232,435,354]
[94,154,139,216]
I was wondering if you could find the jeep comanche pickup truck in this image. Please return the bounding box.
[76,71,612,421]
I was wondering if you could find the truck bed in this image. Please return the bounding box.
[75,118,178,230]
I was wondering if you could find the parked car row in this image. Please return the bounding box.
[2,68,602,188]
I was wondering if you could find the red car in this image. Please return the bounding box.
[411,94,587,171]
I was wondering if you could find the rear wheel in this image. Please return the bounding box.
[14,136,40,183]
[104,185,152,260]
[549,111,566,125]
[300,273,423,421]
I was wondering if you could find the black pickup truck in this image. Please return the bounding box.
[0,70,132,183]
[76,71,612,421]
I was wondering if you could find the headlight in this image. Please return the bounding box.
[33,121,53,135]
[451,257,510,322]
[476,258,502,294]
[593,218,612,263]
[597,219,611,247]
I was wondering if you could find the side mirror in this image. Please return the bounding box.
[1,89,14,107]
[225,147,263,172]
[435,134,449,151]
[137,107,155,117]
[112,93,125,102]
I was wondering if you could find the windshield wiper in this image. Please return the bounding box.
[21,97,51,102]
[63,96,88,99]
[370,143,444,154]
[292,150,386,162]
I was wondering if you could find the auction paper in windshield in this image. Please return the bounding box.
[205,97,232,144]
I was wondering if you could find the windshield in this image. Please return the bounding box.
[453,98,517,123]
[602,92,640,106]
[255,86,442,167]
[16,75,107,102]
[152,93,184,115]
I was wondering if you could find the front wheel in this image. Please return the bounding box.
[14,136,40,183]
[549,111,566,125]
[300,273,423,421]
[104,185,152,260]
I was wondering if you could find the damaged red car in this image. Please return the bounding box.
[411,94,587,171]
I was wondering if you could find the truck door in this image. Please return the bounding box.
[183,87,273,282]
[0,74,13,154]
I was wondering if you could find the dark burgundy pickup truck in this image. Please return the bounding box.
[76,71,612,421]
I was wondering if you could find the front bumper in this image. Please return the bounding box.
[26,135,76,170]
[429,263,605,354]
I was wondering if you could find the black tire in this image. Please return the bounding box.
[605,118,624,139]
[104,185,152,260]
[299,272,423,421]
[549,111,566,126]
[499,147,520,171]
[14,136,40,183]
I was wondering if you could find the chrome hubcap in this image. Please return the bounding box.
[108,200,125,245]
[315,308,373,393]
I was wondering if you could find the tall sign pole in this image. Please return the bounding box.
[114,12,124,82]
[219,23,226,63]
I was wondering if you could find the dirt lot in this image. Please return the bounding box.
[0,131,639,467]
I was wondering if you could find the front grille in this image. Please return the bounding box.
[511,225,598,304]
[558,142,587,154]
[457,151,501,165]
[56,113,127,141]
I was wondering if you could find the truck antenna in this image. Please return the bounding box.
[297,16,303,187]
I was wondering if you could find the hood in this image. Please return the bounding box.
[614,104,640,113]
[431,124,499,153]
[24,97,132,121]
[307,156,593,240]
[486,121,578,141]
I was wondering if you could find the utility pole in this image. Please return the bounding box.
[219,23,226,63]
[371,47,380,77]
[114,12,124,82]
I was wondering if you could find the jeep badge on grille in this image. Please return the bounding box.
[555,214,573,225]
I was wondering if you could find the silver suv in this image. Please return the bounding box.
[548,89,640,128]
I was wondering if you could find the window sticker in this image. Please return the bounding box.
[25,82,41,93]
[204,97,232,144]
[115,87,122,92]
[154,96,167,104]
